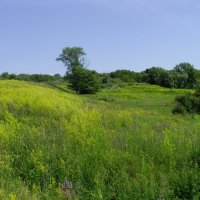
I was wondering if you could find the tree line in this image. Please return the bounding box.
[107,63,198,89]
[1,47,200,94]
[0,72,63,82]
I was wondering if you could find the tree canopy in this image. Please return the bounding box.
[56,47,100,94]
[56,47,86,75]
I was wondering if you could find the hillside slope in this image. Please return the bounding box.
[0,81,200,199]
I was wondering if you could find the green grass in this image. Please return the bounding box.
[0,80,200,199]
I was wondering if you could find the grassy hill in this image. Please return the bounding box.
[0,80,200,199]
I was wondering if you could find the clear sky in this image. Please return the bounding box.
[0,0,200,75]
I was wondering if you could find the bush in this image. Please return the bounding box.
[172,91,200,114]
[69,68,101,94]
[172,104,186,114]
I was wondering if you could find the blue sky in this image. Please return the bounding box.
[0,0,200,75]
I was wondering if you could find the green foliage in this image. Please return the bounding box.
[144,67,174,88]
[57,47,100,94]
[0,72,16,80]
[172,104,186,114]
[172,91,200,114]
[174,62,197,88]
[28,74,54,82]
[0,72,10,79]
[69,68,100,94]
[0,72,63,82]
[0,80,200,199]
[110,70,136,84]
[2,62,200,91]
[170,166,200,199]
[102,70,144,87]
[56,47,86,73]
[103,62,199,89]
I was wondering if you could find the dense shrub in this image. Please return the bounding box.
[172,91,200,114]
[110,70,137,84]
[68,68,101,94]
[172,104,186,114]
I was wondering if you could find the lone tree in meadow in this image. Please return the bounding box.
[56,47,100,94]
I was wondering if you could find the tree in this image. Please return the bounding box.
[0,72,10,79]
[159,70,174,88]
[70,68,100,94]
[174,63,197,88]
[56,47,86,75]
[56,47,100,94]
[110,70,136,85]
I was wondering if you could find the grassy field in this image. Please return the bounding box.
[0,80,200,199]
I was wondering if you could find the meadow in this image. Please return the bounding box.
[0,80,200,199]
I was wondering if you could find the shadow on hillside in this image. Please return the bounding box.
[47,82,73,94]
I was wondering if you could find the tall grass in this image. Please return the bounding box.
[0,81,200,199]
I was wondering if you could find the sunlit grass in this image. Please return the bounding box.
[0,81,200,199]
